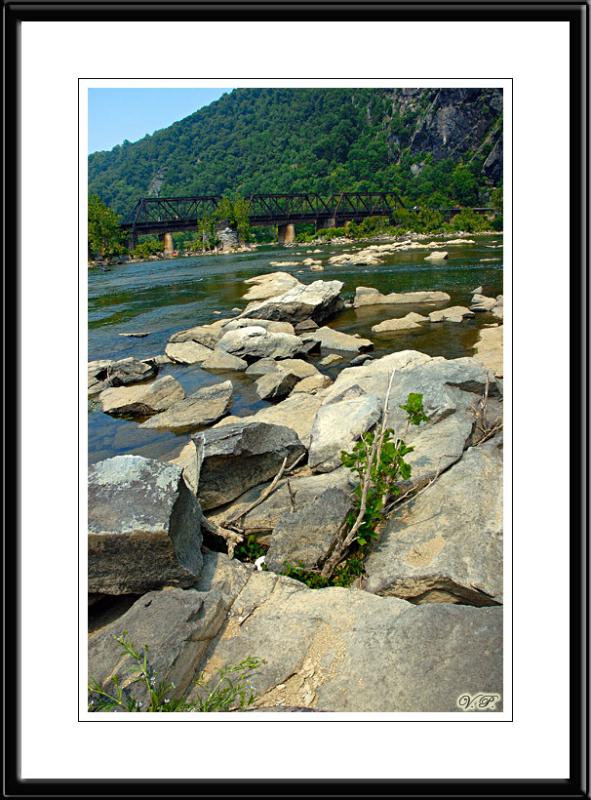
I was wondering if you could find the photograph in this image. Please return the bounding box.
[86,85,505,714]
[8,1,585,791]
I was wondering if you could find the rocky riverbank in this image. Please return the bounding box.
[88,258,504,713]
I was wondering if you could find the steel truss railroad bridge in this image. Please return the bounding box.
[122,191,405,249]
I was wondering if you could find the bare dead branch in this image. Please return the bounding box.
[222,451,305,529]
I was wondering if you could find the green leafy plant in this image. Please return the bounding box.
[320,388,428,578]
[88,633,263,712]
[399,392,429,426]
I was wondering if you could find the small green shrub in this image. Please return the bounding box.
[131,238,164,259]
[88,633,263,712]
[447,208,490,233]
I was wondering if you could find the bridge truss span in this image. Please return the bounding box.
[122,191,405,242]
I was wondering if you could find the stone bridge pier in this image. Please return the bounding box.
[315,217,337,233]
[159,232,175,256]
[277,223,296,245]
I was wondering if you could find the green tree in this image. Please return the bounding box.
[214,193,251,243]
[88,195,126,259]
[194,211,219,250]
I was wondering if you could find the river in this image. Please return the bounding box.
[88,235,503,464]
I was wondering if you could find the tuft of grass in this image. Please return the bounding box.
[88,632,263,712]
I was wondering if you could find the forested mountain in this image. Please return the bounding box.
[88,88,503,219]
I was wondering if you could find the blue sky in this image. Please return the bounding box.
[88,88,233,153]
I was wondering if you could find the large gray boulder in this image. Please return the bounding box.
[243,272,300,300]
[365,438,503,604]
[354,287,450,308]
[88,581,247,705]
[141,380,233,433]
[217,326,306,361]
[188,557,503,712]
[207,467,354,539]
[241,280,345,324]
[302,326,374,353]
[99,375,185,417]
[308,389,382,473]
[252,358,322,401]
[265,486,353,571]
[255,370,301,401]
[193,422,306,510]
[88,456,203,594]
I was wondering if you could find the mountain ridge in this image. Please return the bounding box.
[88,87,503,218]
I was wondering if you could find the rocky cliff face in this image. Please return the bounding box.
[388,88,502,160]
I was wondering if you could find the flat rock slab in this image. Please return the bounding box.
[215,392,322,449]
[223,318,295,335]
[168,320,227,349]
[303,326,373,353]
[217,326,306,361]
[241,279,345,324]
[474,325,503,377]
[99,375,185,417]
[292,374,332,394]
[354,287,450,308]
[189,557,503,712]
[88,455,203,594]
[424,250,448,260]
[141,380,233,433]
[429,306,475,323]
[165,341,213,365]
[245,357,319,379]
[365,438,503,605]
[193,422,306,510]
[372,313,427,334]
[319,353,344,366]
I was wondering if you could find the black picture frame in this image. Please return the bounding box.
[4,1,587,797]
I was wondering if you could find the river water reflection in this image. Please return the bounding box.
[88,235,504,464]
